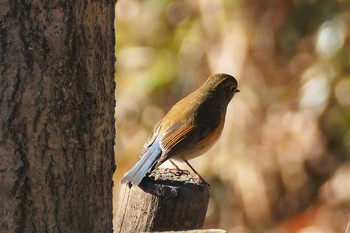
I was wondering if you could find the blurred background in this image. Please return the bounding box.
[113,0,350,232]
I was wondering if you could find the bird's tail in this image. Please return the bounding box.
[121,141,162,186]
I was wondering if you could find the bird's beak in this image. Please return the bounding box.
[235,89,240,93]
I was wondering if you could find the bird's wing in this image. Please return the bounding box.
[156,121,209,165]
[140,121,162,158]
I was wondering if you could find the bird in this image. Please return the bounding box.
[121,73,240,186]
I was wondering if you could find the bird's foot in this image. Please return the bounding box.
[191,175,210,188]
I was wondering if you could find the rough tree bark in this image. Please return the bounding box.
[0,1,115,232]
[115,168,210,232]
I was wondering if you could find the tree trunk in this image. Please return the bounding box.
[0,1,115,233]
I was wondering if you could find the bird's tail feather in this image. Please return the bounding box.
[121,142,161,186]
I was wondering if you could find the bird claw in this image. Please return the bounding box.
[168,168,190,176]
[190,176,210,188]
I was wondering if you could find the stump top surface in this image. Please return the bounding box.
[147,168,205,185]
[135,167,210,197]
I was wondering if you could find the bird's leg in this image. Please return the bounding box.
[168,160,190,175]
[183,160,209,186]
[169,160,181,171]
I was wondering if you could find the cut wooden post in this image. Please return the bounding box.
[114,168,210,232]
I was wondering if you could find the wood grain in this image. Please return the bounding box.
[114,168,210,232]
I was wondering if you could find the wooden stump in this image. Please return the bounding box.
[114,168,210,232]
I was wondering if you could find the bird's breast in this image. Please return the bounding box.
[173,112,225,161]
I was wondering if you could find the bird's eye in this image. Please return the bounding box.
[230,87,236,93]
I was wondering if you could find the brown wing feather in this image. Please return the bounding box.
[161,123,195,149]
[139,121,162,158]
[155,122,207,166]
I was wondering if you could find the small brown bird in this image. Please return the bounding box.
[122,73,239,186]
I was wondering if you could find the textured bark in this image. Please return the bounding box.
[115,168,210,232]
[0,1,115,232]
